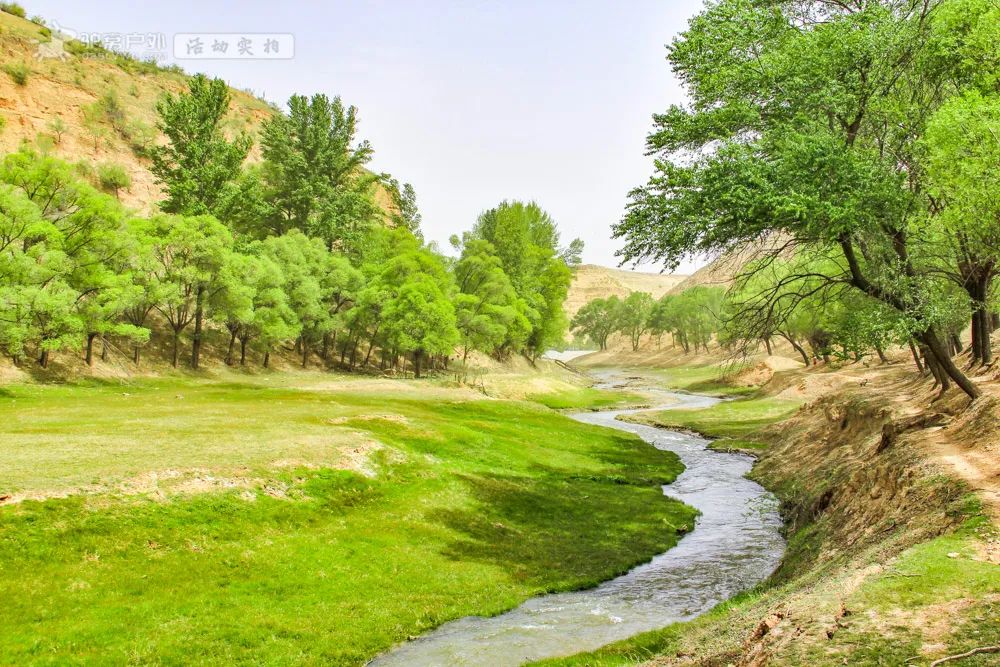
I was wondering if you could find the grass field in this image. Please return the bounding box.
[527,386,648,410]
[0,375,697,665]
[625,395,802,454]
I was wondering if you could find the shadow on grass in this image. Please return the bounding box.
[430,471,696,591]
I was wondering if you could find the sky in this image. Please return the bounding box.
[32,0,706,273]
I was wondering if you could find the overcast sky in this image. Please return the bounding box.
[32,0,706,273]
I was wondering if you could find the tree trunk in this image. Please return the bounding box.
[923,345,945,389]
[764,337,773,355]
[321,334,330,362]
[302,340,309,368]
[171,331,180,368]
[239,337,248,366]
[101,337,108,362]
[413,350,422,378]
[38,348,49,368]
[191,285,205,370]
[226,329,237,366]
[85,332,97,366]
[263,349,271,368]
[133,345,141,365]
[922,330,980,399]
[876,345,888,364]
[908,340,924,373]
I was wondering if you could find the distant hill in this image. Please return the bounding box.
[0,10,395,214]
[565,264,687,318]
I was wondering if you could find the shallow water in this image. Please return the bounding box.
[371,370,785,666]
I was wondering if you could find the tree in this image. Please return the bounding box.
[383,276,458,378]
[150,214,233,368]
[453,239,524,361]
[46,117,67,144]
[571,296,622,351]
[618,291,655,351]
[384,176,423,239]
[258,94,381,254]
[151,74,251,217]
[615,0,988,399]
[468,201,579,358]
[97,163,131,199]
[925,91,1000,365]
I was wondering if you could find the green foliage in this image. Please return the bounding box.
[96,162,130,198]
[3,61,29,86]
[465,201,578,358]
[151,74,252,217]
[615,0,998,398]
[0,2,25,18]
[256,93,380,255]
[571,296,622,350]
[383,176,422,238]
[45,117,67,144]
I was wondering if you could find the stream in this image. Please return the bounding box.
[371,368,785,666]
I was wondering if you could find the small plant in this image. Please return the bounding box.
[97,162,131,199]
[34,133,55,155]
[46,117,67,144]
[0,2,26,18]
[96,88,126,131]
[0,116,6,135]
[125,118,156,157]
[3,61,29,86]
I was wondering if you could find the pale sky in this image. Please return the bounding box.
[32,0,706,273]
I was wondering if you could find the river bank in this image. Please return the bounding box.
[371,371,783,666]
[533,359,1000,666]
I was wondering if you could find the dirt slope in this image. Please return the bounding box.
[0,10,394,214]
[566,264,688,318]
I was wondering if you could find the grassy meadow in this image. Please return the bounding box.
[0,373,697,665]
[624,393,802,454]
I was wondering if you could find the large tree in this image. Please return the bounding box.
[151,74,252,217]
[616,0,994,399]
[258,94,382,255]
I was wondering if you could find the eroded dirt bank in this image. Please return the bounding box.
[540,361,1000,666]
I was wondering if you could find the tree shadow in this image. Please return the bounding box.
[429,470,694,591]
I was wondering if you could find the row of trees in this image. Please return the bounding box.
[0,75,580,376]
[571,287,724,353]
[616,0,1000,399]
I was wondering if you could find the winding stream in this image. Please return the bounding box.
[371,369,785,666]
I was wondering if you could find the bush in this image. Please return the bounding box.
[97,162,131,198]
[3,61,29,86]
[0,3,26,18]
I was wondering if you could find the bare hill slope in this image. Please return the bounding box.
[0,10,394,213]
[566,264,687,318]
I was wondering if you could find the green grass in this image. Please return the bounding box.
[0,376,697,665]
[527,386,648,410]
[626,396,802,453]
[637,363,757,397]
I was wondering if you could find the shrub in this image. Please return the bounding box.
[124,118,156,157]
[46,117,67,144]
[97,162,131,198]
[0,3,26,19]
[3,61,29,86]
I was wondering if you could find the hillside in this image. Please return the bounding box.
[566,264,687,318]
[0,10,394,214]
